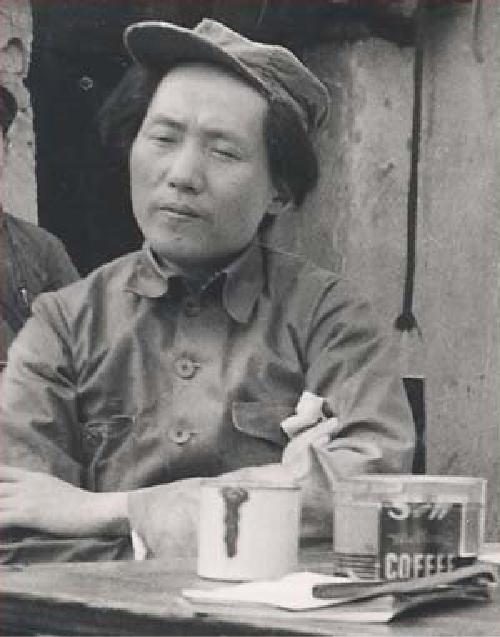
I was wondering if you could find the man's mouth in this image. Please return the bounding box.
[157,204,201,219]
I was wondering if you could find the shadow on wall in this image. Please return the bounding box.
[403,376,426,474]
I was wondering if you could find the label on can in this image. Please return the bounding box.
[380,502,462,579]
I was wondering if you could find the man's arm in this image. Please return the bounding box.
[0,296,131,562]
[303,277,415,477]
[0,466,128,536]
[1,296,81,481]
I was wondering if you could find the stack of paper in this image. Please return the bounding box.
[183,564,497,624]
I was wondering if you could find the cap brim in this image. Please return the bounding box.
[124,21,266,95]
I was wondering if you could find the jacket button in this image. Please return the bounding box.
[83,430,101,444]
[168,429,192,445]
[183,297,200,317]
[174,356,197,379]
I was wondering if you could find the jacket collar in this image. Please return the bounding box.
[123,240,264,323]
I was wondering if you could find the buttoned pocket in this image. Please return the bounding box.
[231,401,291,448]
[81,415,135,491]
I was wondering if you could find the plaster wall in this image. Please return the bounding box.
[274,35,414,332]
[0,0,36,222]
[292,4,499,539]
[418,2,499,539]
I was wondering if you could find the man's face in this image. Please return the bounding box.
[129,63,277,272]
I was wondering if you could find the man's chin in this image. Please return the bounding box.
[150,241,211,272]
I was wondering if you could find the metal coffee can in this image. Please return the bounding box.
[332,475,486,580]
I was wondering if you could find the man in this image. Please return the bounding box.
[0,85,79,367]
[0,20,414,563]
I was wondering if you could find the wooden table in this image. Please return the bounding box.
[1,544,499,636]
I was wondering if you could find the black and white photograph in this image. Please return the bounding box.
[0,0,498,634]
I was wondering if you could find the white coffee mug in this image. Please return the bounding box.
[197,479,301,581]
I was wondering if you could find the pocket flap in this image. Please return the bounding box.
[231,401,291,447]
[83,414,135,442]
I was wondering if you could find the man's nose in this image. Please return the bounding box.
[166,141,204,193]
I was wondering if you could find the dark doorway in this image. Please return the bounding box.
[30,2,132,274]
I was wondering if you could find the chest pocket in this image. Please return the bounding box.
[81,415,135,491]
[230,401,291,468]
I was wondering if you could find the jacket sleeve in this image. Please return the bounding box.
[0,530,132,564]
[0,293,81,480]
[303,277,415,478]
[0,294,130,564]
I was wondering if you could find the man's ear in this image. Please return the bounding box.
[267,186,294,217]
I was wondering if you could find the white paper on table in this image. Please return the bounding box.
[182,572,355,611]
[479,549,500,565]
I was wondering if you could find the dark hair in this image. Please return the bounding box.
[263,98,318,207]
[99,64,319,207]
[99,65,162,160]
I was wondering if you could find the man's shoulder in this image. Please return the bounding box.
[62,251,140,292]
[262,244,342,292]
[261,244,370,323]
[4,214,79,294]
[34,251,142,312]
[4,213,62,248]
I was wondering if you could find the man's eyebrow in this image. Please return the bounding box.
[144,116,185,130]
[143,116,250,148]
[202,127,250,149]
